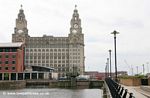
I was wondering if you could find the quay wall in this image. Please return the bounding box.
[0,80,104,89]
[50,80,104,89]
[119,78,141,86]
[0,80,26,89]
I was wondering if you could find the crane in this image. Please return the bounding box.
[124,60,133,76]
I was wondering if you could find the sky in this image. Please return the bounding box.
[0,0,150,75]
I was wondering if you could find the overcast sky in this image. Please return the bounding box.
[0,0,150,74]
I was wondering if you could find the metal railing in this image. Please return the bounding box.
[105,78,135,98]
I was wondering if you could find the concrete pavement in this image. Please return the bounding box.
[121,85,150,98]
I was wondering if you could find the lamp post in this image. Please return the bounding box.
[142,64,145,75]
[105,62,108,78]
[107,58,109,77]
[109,50,112,78]
[136,66,138,75]
[105,64,107,78]
[111,30,119,82]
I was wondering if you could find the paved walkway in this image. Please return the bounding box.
[121,85,150,98]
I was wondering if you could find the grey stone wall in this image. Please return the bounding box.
[0,80,26,89]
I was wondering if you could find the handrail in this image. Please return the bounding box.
[105,78,135,98]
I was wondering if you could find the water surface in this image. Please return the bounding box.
[0,88,103,98]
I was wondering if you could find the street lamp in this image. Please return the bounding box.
[105,64,107,78]
[109,50,112,78]
[142,64,145,75]
[107,58,109,77]
[136,66,138,75]
[111,30,119,82]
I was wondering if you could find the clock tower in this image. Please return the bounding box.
[69,5,85,75]
[69,5,84,44]
[12,5,29,42]
[70,5,82,34]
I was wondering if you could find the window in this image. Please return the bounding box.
[0,61,2,64]
[54,61,57,63]
[46,56,49,59]
[5,61,9,64]
[58,56,61,59]
[26,56,29,59]
[30,56,33,59]
[30,49,33,52]
[34,49,37,52]
[54,56,57,59]
[34,56,37,59]
[30,61,33,63]
[5,55,9,58]
[42,56,45,59]
[42,61,45,63]
[5,67,8,70]
[38,56,41,59]
[12,48,17,52]
[26,49,29,52]
[58,61,61,63]
[0,67,1,70]
[5,48,10,52]
[12,61,15,64]
[12,67,15,70]
[46,61,49,63]
[0,55,2,58]
[12,55,16,58]
[50,60,53,63]
[38,61,41,63]
[0,48,3,52]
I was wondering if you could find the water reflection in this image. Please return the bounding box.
[0,89,103,98]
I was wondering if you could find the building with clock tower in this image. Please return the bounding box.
[12,5,29,42]
[12,5,85,77]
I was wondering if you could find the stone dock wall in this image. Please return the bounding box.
[0,80,104,89]
[0,80,26,89]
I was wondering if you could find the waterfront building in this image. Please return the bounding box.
[12,5,85,77]
[84,71,105,80]
[0,42,24,72]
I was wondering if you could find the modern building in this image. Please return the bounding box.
[0,42,24,72]
[12,5,85,77]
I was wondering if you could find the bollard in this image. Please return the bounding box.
[119,87,124,96]
[129,93,133,98]
[117,85,121,92]
[122,89,128,98]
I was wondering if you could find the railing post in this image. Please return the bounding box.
[129,93,133,98]
[119,87,124,96]
[122,89,128,98]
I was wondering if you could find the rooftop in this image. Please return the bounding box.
[0,42,23,47]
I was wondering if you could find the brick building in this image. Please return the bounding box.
[0,42,24,72]
[84,71,105,80]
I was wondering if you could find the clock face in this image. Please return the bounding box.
[74,17,77,20]
[72,29,77,34]
[74,24,78,28]
[18,30,23,33]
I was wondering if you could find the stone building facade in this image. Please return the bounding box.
[12,6,85,77]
